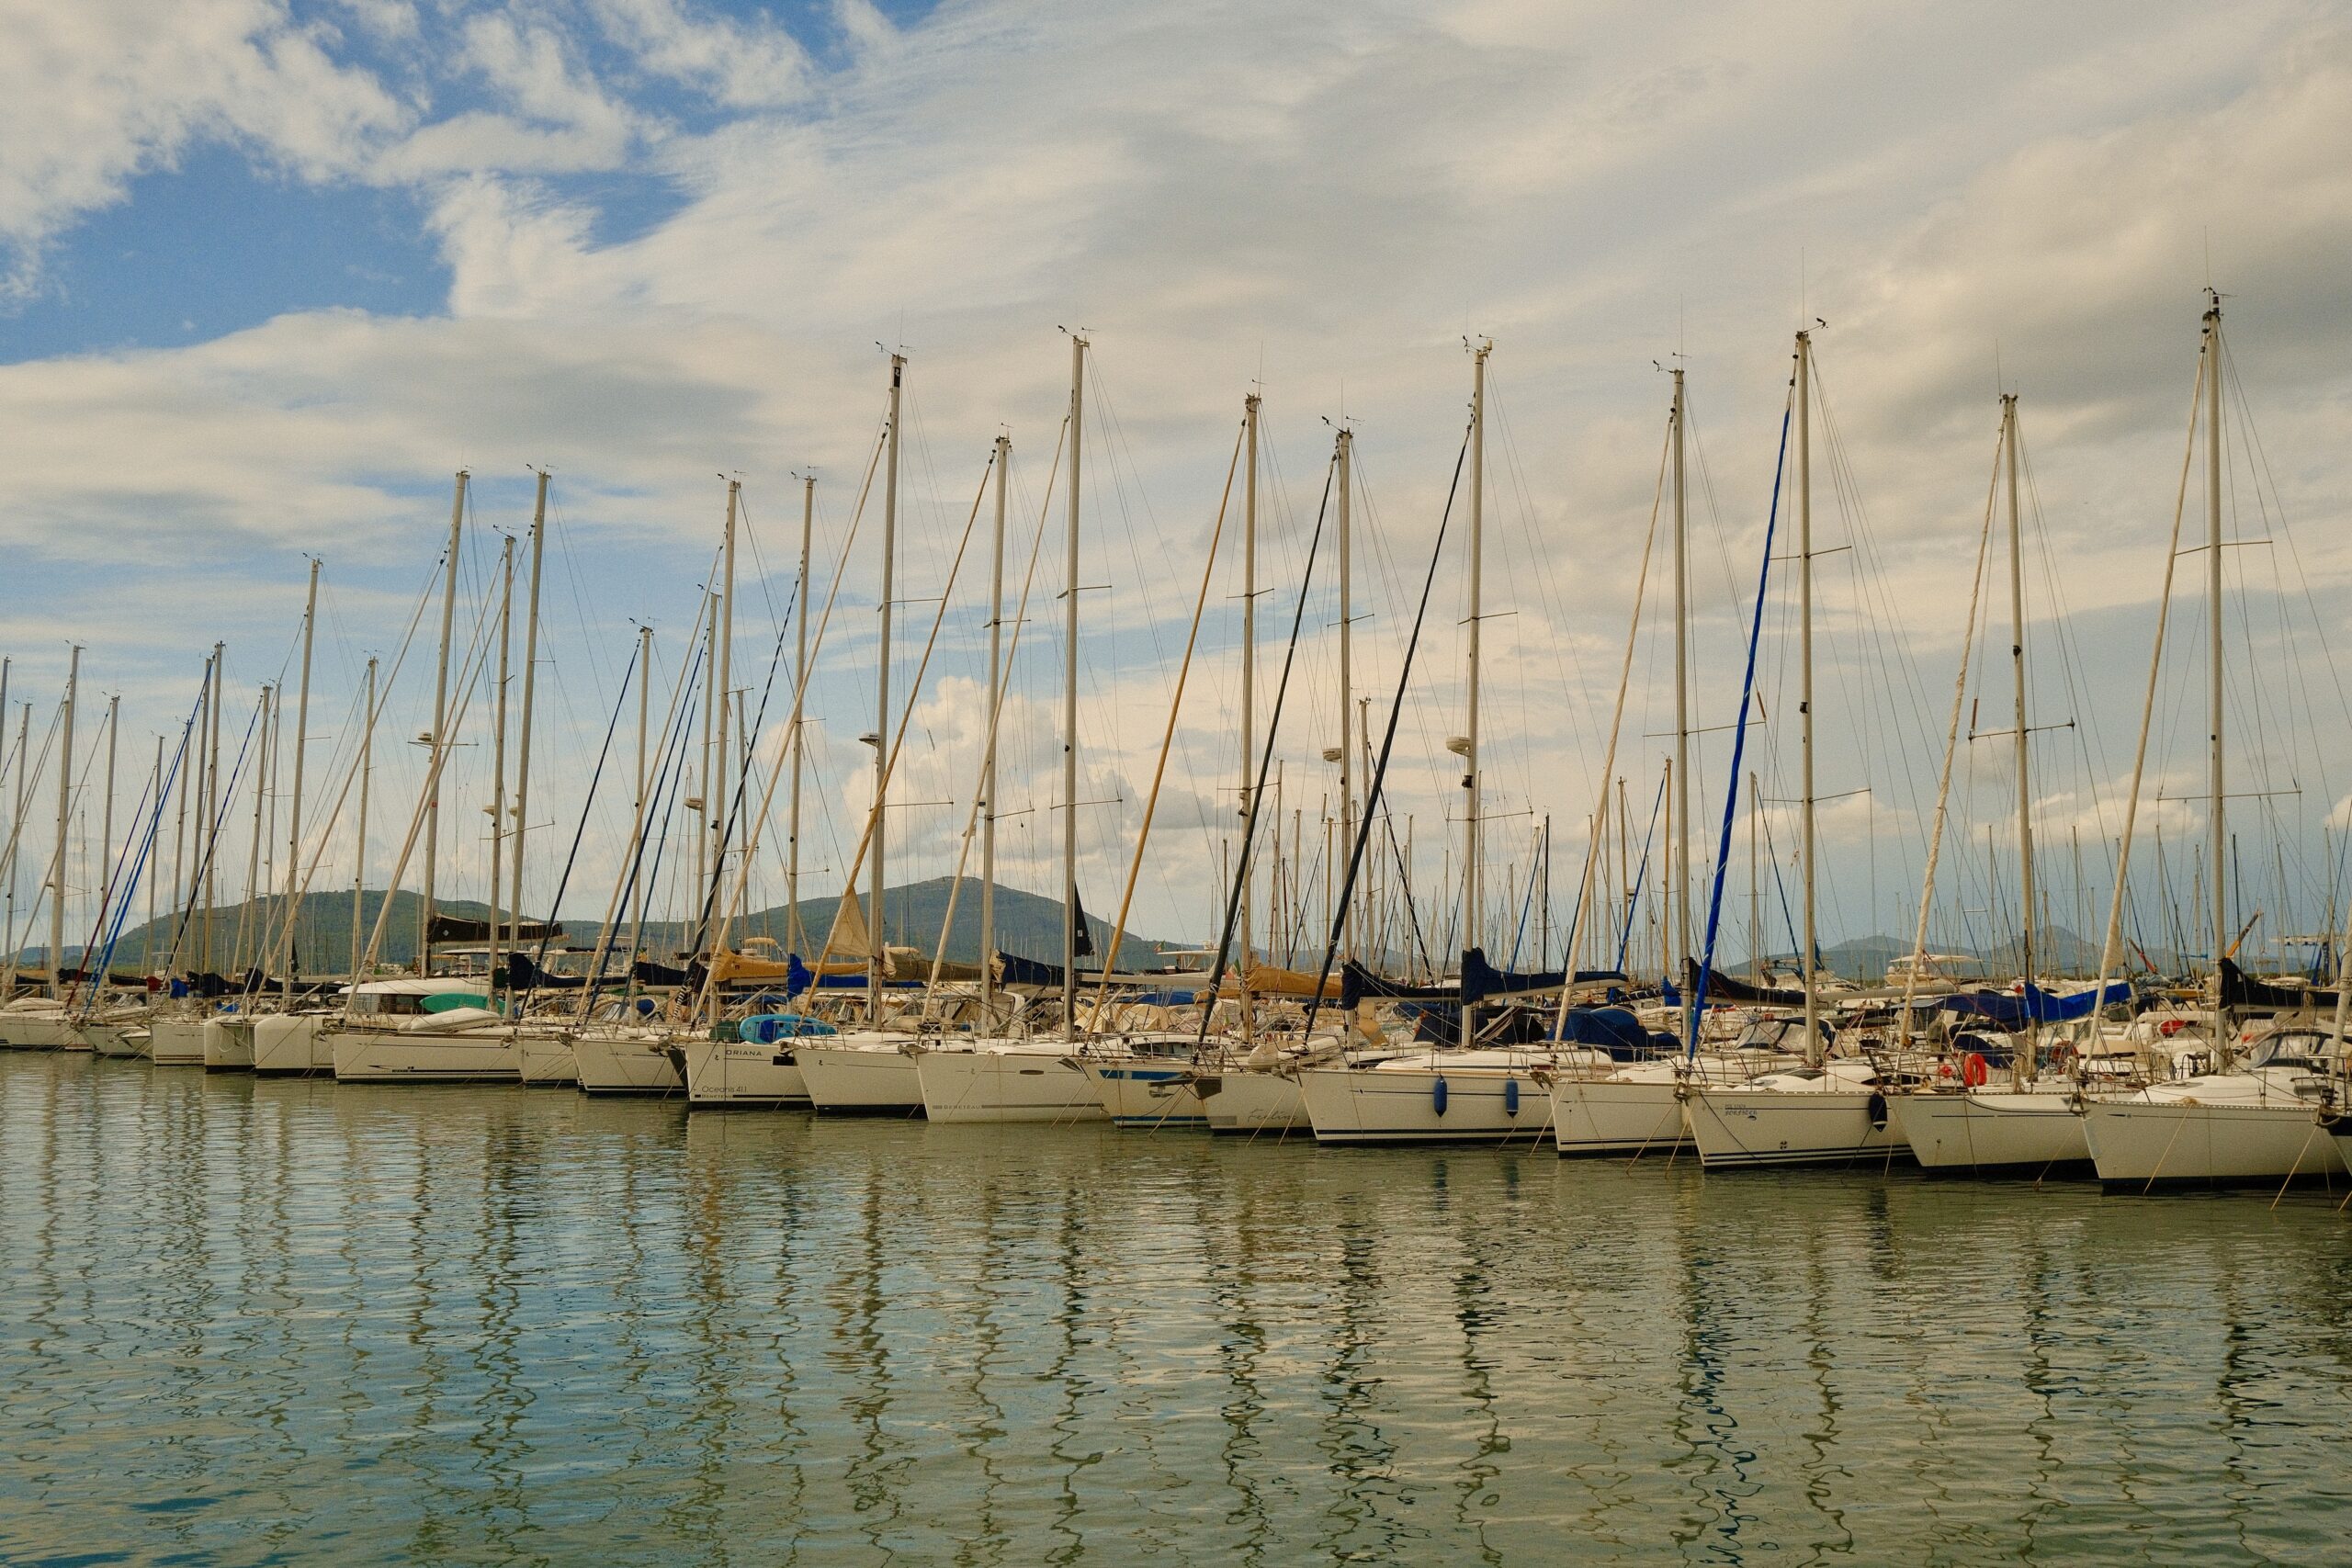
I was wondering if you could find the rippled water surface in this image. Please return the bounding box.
[4,1055,2351,1564]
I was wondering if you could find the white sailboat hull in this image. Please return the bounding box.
[82,1022,147,1058]
[1297,1065,1555,1145]
[679,1035,810,1108]
[252,1014,332,1075]
[2082,1099,2344,1188]
[1081,1058,1207,1128]
[1892,1090,2089,1174]
[797,1043,923,1113]
[1200,1067,1307,1135]
[518,1032,579,1085]
[331,1026,522,1083]
[915,1046,1106,1124]
[149,1017,209,1065]
[1685,1086,1905,1169]
[1549,1077,1688,1157]
[1,1015,82,1049]
[571,1032,682,1096]
[203,1016,254,1071]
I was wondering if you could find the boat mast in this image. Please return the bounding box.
[241,686,269,984]
[354,656,375,979]
[1671,367,1692,1025]
[487,535,514,1009]
[2204,299,2228,1058]
[628,626,651,964]
[1462,341,1490,1047]
[2,702,22,998]
[146,735,160,976]
[1749,770,1762,983]
[695,586,714,937]
[1795,331,1820,1064]
[1239,391,1260,1036]
[1337,424,1355,964]
[1062,336,1086,1033]
[2003,395,2039,1082]
[0,660,10,983]
[281,558,318,1005]
[512,471,548,977]
[420,474,465,974]
[713,479,738,984]
[790,477,813,957]
[99,695,118,961]
[872,355,904,1024]
[51,645,78,997]
[982,435,1009,1010]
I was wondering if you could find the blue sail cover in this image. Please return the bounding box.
[1551,1006,1667,1057]
[1937,980,2132,1027]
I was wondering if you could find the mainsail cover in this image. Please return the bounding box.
[426,914,564,944]
[1937,980,2133,1026]
[2220,956,2337,1010]
[1459,948,1623,1004]
[1681,959,1806,1008]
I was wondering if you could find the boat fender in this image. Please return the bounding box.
[1503,1078,1521,1117]
[1432,1076,1449,1117]
[1867,1091,1889,1131]
[1962,1053,1991,1088]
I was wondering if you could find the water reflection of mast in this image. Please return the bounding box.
[1667,1179,1753,1555]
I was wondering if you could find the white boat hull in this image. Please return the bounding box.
[680,1035,810,1107]
[331,1026,522,1083]
[518,1032,579,1085]
[82,1021,148,1058]
[1685,1086,1905,1169]
[203,1016,255,1071]
[1550,1077,1688,1157]
[915,1046,1105,1124]
[149,1017,209,1065]
[1892,1090,2090,1174]
[1081,1057,1207,1128]
[2083,1099,2344,1188]
[1297,1065,1555,1145]
[571,1032,682,1096]
[1,1014,83,1049]
[252,1014,332,1075]
[797,1043,923,1113]
[1200,1067,1307,1135]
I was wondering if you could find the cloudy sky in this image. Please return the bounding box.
[4,0,2349,970]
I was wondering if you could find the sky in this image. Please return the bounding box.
[4,0,2351,973]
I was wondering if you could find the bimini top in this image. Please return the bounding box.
[349,976,487,998]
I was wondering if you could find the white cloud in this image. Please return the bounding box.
[589,0,811,109]
[0,0,406,284]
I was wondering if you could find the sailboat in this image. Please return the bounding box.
[1297,343,1606,1145]
[1081,390,1275,1131]
[0,651,85,1049]
[2081,299,2350,1188]
[1890,393,2107,1175]
[327,473,552,1084]
[914,335,1112,1124]
[679,380,906,1111]
[800,441,1019,1116]
[147,646,226,1066]
[1684,330,1911,1169]
[1544,365,1800,1157]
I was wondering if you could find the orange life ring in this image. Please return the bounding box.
[2159,1018,2185,1038]
[1962,1052,1991,1087]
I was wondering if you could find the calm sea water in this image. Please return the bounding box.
[3,1054,2349,1565]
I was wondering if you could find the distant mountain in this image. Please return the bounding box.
[42,876,1193,976]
